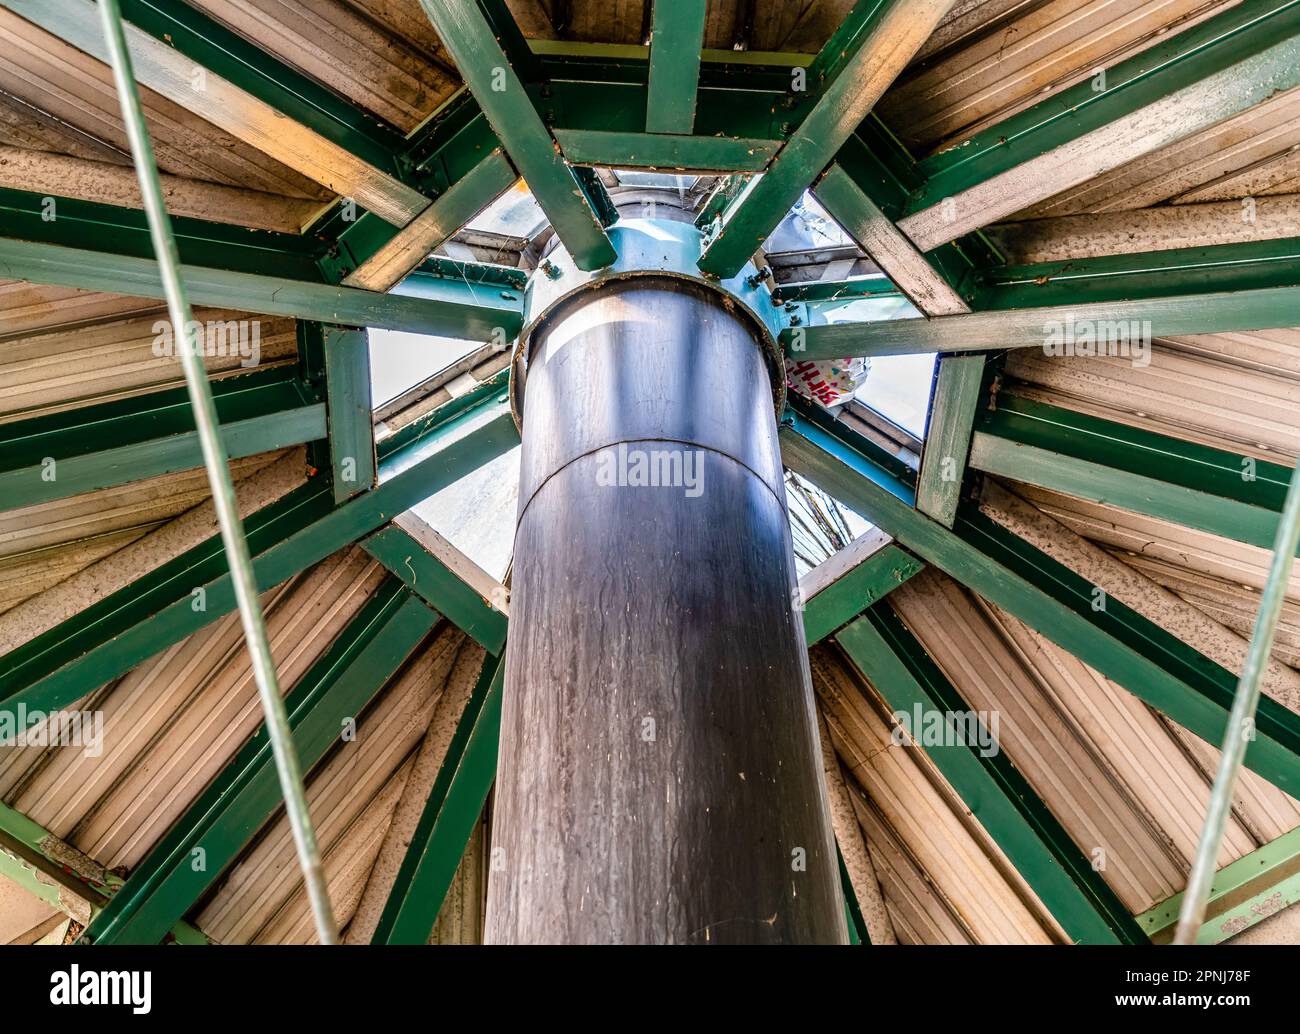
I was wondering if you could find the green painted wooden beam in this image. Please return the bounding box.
[362,524,508,656]
[0,406,325,514]
[0,238,523,342]
[646,0,707,135]
[900,0,1300,250]
[553,129,777,172]
[970,395,1296,553]
[0,368,325,512]
[779,400,1300,798]
[80,580,436,944]
[1137,825,1300,944]
[697,0,956,277]
[0,186,325,281]
[371,651,504,944]
[802,537,925,645]
[915,355,985,527]
[836,607,1146,943]
[772,276,902,305]
[0,801,208,944]
[0,388,520,724]
[322,325,376,504]
[779,282,1300,359]
[416,0,616,270]
[974,236,1300,311]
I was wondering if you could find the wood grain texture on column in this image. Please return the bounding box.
[487,279,845,943]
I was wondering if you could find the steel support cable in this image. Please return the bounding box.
[97,0,338,944]
[1174,456,1300,944]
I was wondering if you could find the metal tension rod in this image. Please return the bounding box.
[97,0,338,944]
[1174,455,1300,944]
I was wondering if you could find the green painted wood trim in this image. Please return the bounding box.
[0,405,325,512]
[553,129,777,172]
[323,325,376,504]
[416,0,616,270]
[0,186,325,281]
[0,367,326,511]
[839,848,870,945]
[969,394,1292,552]
[915,355,985,527]
[645,0,707,135]
[698,0,935,277]
[0,237,523,341]
[803,543,925,645]
[781,283,1300,359]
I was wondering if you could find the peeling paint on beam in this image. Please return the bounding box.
[0,801,207,943]
[915,355,985,527]
[1138,825,1300,944]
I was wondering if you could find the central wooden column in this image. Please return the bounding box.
[485,274,845,944]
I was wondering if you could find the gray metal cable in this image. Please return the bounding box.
[97,0,338,944]
[1174,457,1300,944]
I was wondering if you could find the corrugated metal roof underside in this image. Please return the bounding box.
[0,296,300,424]
[1000,340,1300,669]
[880,0,1241,155]
[0,284,308,619]
[893,570,1300,913]
[0,6,331,231]
[1004,340,1300,465]
[0,449,295,617]
[813,641,1063,944]
[0,544,490,945]
[188,0,460,133]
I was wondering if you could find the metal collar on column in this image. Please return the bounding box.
[508,217,787,429]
